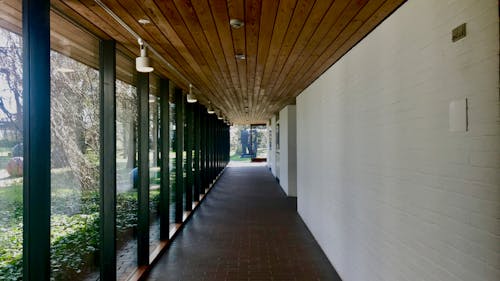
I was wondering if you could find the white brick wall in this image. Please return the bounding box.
[296,0,499,280]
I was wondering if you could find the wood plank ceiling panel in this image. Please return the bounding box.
[0,0,406,124]
[251,0,279,122]
[190,0,239,114]
[303,0,406,97]
[173,0,236,111]
[244,0,261,121]
[101,0,207,91]
[151,0,230,103]
[256,0,297,121]
[227,0,247,119]
[272,0,385,110]
[265,0,316,101]
[265,0,357,110]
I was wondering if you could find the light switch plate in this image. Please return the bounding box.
[449,98,468,132]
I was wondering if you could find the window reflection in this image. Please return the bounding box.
[0,26,23,280]
[116,79,138,281]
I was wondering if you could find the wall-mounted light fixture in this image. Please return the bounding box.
[136,38,154,73]
[186,84,197,103]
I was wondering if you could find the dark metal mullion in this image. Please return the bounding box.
[208,116,213,183]
[174,88,184,223]
[226,125,230,165]
[200,111,207,195]
[185,102,193,211]
[215,120,219,174]
[22,0,51,279]
[218,121,221,173]
[214,118,217,178]
[159,79,170,240]
[137,72,150,266]
[213,117,217,179]
[217,121,220,173]
[193,105,201,201]
[99,40,117,280]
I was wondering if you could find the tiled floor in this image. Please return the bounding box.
[146,163,342,281]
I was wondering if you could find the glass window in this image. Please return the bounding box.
[169,87,176,232]
[149,77,160,252]
[49,14,101,279]
[116,75,138,281]
[0,17,23,280]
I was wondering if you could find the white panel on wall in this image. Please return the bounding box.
[296,0,499,281]
[449,98,468,132]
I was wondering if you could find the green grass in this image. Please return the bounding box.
[230,154,251,162]
[0,183,22,203]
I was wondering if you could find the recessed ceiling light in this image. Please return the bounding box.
[138,18,151,25]
[235,53,246,60]
[229,18,244,29]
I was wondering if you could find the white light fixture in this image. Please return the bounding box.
[138,18,151,25]
[230,18,244,29]
[235,53,246,60]
[136,38,154,73]
[207,103,215,114]
[217,115,223,120]
[186,84,197,103]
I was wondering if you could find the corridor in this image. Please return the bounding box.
[147,163,341,281]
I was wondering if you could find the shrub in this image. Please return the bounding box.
[6,157,23,177]
[0,188,161,280]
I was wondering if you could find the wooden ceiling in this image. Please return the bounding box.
[2,0,406,124]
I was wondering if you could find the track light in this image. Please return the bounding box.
[186,84,197,103]
[136,39,154,73]
[207,103,215,114]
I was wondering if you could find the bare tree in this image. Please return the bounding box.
[116,80,137,169]
[0,29,23,140]
[50,51,100,191]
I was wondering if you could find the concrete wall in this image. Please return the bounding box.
[296,0,499,280]
[279,105,297,196]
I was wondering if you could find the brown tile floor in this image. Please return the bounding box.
[146,163,342,281]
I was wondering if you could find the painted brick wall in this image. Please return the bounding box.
[296,0,499,280]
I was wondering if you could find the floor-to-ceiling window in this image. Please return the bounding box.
[115,50,138,280]
[149,75,161,252]
[0,17,23,280]
[49,12,101,280]
[169,86,177,229]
